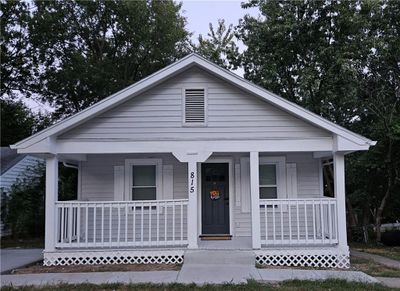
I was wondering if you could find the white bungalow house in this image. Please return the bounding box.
[11,54,375,268]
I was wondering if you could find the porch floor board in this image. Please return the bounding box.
[198,237,252,250]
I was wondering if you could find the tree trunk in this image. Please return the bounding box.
[375,138,393,243]
[346,197,358,227]
[375,175,392,242]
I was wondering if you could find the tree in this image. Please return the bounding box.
[0,0,32,99]
[2,162,79,239]
[194,19,239,69]
[350,0,400,242]
[0,99,50,146]
[26,0,191,118]
[237,0,400,242]
[237,0,363,126]
[2,163,46,238]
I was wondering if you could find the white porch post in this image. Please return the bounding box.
[173,151,212,249]
[333,152,348,249]
[187,161,198,249]
[250,151,261,249]
[45,155,58,252]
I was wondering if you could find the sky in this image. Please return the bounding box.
[181,0,259,47]
[24,1,260,114]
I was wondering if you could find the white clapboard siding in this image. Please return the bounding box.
[0,156,43,193]
[79,152,322,239]
[81,154,187,201]
[59,67,330,141]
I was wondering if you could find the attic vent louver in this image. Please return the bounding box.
[184,88,205,124]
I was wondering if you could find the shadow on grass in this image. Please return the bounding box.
[0,279,393,291]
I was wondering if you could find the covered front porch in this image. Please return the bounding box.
[43,146,349,267]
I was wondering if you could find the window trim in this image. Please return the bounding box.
[182,87,208,127]
[124,159,162,201]
[259,156,287,199]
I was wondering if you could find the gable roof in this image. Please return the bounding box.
[11,53,375,150]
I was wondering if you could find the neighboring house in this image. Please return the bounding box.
[11,54,375,268]
[0,147,42,236]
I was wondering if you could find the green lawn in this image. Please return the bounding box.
[0,280,394,291]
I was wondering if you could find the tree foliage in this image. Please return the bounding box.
[0,0,32,98]
[0,99,50,146]
[1,162,78,238]
[2,163,46,238]
[237,0,400,241]
[2,0,191,118]
[194,19,239,69]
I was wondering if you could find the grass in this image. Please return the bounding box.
[0,237,44,249]
[0,279,395,291]
[350,242,400,261]
[350,256,400,277]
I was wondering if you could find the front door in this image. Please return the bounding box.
[201,163,229,234]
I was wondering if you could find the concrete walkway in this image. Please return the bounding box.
[0,267,380,287]
[1,249,380,287]
[1,249,43,274]
[376,277,400,288]
[351,249,400,269]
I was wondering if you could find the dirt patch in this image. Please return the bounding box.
[354,247,400,261]
[12,261,181,274]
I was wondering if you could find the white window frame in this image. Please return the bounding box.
[182,87,208,127]
[259,156,287,200]
[124,159,162,201]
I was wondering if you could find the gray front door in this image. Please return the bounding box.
[201,163,229,234]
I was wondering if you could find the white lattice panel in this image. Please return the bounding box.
[255,248,349,269]
[44,250,184,266]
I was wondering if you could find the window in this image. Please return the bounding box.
[131,165,156,200]
[183,88,206,125]
[258,156,286,200]
[259,164,278,199]
[124,159,162,201]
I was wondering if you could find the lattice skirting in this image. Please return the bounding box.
[255,248,350,269]
[43,249,184,266]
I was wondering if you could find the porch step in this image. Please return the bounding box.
[184,250,255,265]
[199,234,232,241]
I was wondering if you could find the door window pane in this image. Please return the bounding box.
[132,165,155,186]
[259,164,276,185]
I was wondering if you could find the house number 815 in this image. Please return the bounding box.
[190,172,195,193]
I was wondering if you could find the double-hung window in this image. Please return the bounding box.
[125,159,162,201]
[259,157,286,200]
[132,165,156,200]
[259,164,278,199]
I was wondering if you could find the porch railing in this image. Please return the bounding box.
[259,198,338,246]
[56,199,188,248]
